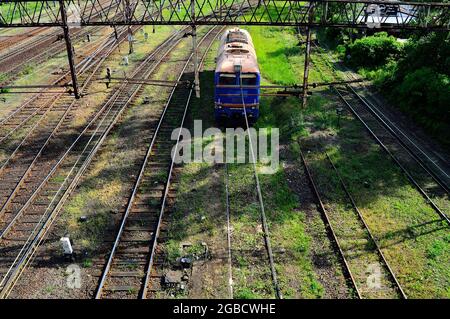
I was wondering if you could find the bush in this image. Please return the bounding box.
[345,32,403,69]
[360,61,397,87]
[343,32,450,147]
[392,67,450,139]
[395,33,450,79]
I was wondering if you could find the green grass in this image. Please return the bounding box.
[53,25,183,254]
[160,24,329,299]
[0,2,57,22]
[250,24,449,298]
[248,27,299,85]
[296,73,450,297]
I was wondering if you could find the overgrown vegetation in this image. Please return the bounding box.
[162,25,340,298]
[300,98,450,297]
[343,32,403,68]
[310,27,450,298]
[326,30,450,148]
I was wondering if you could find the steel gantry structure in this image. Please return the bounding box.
[1,0,450,101]
[1,0,450,29]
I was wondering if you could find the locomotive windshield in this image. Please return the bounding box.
[240,73,258,86]
[227,49,250,55]
[226,31,248,44]
[218,74,236,85]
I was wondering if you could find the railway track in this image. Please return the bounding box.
[0,28,190,298]
[334,86,449,224]
[0,26,104,84]
[0,0,116,81]
[0,28,62,73]
[301,145,407,298]
[296,35,449,298]
[223,161,283,299]
[299,148,361,298]
[0,2,254,299]
[223,162,234,299]
[304,38,450,224]
[94,26,221,300]
[0,27,52,54]
[319,42,450,189]
[0,26,130,148]
[92,3,259,299]
[0,26,122,146]
[0,23,197,296]
[217,67,283,299]
[345,85,450,192]
[0,26,134,218]
[0,0,168,140]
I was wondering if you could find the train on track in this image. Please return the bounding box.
[214,28,260,123]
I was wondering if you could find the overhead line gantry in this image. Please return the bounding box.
[1,0,449,103]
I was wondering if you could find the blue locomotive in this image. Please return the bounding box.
[214,28,260,123]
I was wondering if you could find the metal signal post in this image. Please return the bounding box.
[59,0,80,99]
[191,0,200,98]
[302,3,315,108]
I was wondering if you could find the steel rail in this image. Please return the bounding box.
[94,28,198,298]
[224,161,234,299]
[140,26,222,299]
[95,25,221,299]
[0,26,133,221]
[304,36,450,223]
[96,2,257,298]
[299,148,361,299]
[0,67,145,297]
[312,39,450,190]
[349,86,450,177]
[0,31,112,146]
[237,72,283,299]
[325,152,407,299]
[0,28,184,241]
[346,85,450,193]
[0,0,126,126]
[334,87,450,225]
[141,27,223,299]
[0,3,252,297]
[0,30,57,61]
[0,0,118,81]
[0,82,125,293]
[0,0,172,129]
[0,29,187,297]
[0,27,100,78]
[0,25,123,143]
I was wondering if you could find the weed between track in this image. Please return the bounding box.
[3,16,448,298]
[161,26,341,299]
[163,25,449,299]
[5,25,192,299]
